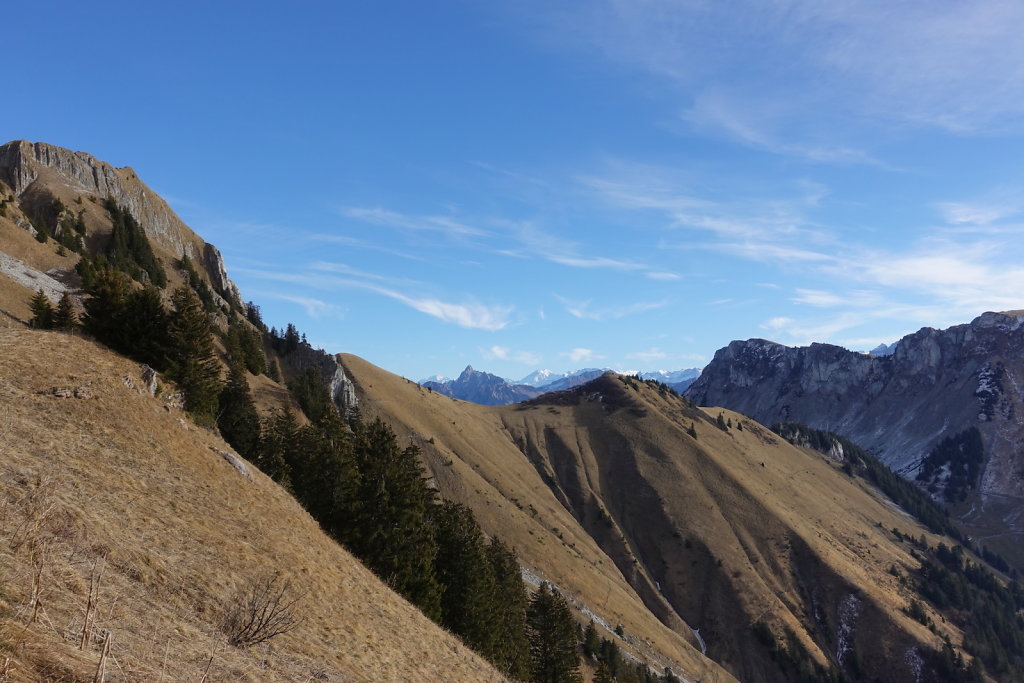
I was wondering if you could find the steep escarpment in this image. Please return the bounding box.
[686,311,1024,563]
[0,139,241,306]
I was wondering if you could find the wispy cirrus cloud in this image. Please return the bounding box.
[562,347,603,364]
[626,347,667,363]
[237,265,514,331]
[254,292,345,319]
[341,207,488,238]
[556,295,666,321]
[482,345,542,365]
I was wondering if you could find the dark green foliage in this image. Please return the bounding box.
[167,286,222,423]
[218,364,262,461]
[245,301,267,332]
[527,583,582,683]
[177,254,217,312]
[348,418,442,620]
[120,286,170,370]
[287,367,332,422]
[223,318,267,376]
[433,501,497,654]
[52,292,78,331]
[28,290,54,329]
[917,427,985,502]
[290,409,361,537]
[270,323,302,355]
[104,200,166,287]
[582,620,600,659]
[256,409,297,487]
[486,538,531,679]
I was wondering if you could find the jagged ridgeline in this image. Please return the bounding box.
[9,140,1024,682]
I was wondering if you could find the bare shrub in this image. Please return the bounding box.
[221,574,302,648]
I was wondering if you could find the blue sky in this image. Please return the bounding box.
[7,1,1024,380]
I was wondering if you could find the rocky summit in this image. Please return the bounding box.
[686,310,1024,564]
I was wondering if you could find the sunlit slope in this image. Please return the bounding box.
[341,355,963,682]
[0,329,505,683]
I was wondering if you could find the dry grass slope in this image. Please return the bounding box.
[0,328,505,683]
[340,356,969,682]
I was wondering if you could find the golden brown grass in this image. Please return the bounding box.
[341,355,965,681]
[0,328,506,682]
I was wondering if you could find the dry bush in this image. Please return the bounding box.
[221,574,303,649]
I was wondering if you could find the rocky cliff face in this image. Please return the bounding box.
[0,140,241,303]
[686,311,1024,561]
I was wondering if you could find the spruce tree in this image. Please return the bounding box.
[167,286,222,423]
[583,620,601,660]
[122,286,170,370]
[28,290,55,329]
[487,537,531,680]
[349,418,442,620]
[290,408,360,537]
[527,583,582,683]
[83,268,132,350]
[256,409,297,486]
[218,363,262,461]
[52,292,78,331]
[433,501,496,654]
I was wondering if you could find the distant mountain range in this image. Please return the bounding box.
[421,366,701,406]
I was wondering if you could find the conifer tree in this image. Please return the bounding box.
[52,292,78,331]
[168,286,222,423]
[349,418,442,620]
[487,537,531,680]
[527,583,582,683]
[433,501,496,654]
[218,363,262,461]
[290,408,360,536]
[256,409,297,486]
[28,290,55,329]
[83,268,132,349]
[122,286,170,370]
[583,621,601,660]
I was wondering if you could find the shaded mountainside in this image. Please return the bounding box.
[423,365,543,405]
[341,360,1003,682]
[685,312,1024,565]
[0,329,505,682]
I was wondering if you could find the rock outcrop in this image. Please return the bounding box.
[423,365,542,405]
[0,140,242,305]
[686,311,1024,561]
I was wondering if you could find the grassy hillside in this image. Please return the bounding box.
[0,328,505,682]
[341,356,987,682]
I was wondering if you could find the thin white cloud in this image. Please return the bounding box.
[647,271,681,281]
[342,207,488,238]
[482,345,542,365]
[626,347,668,363]
[760,317,793,331]
[257,292,345,319]
[563,347,603,364]
[556,296,667,321]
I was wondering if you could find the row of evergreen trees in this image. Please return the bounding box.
[28,202,666,681]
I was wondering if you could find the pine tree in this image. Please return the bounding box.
[52,292,78,331]
[288,367,332,422]
[167,286,222,423]
[218,363,262,461]
[433,501,496,655]
[122,286,170,370]
[83,268,132,350]
[583,620,601,660]
[487,537,531,680]
[290,408,360,536]
[527,583,582,683]
[256,409,297,486]
[28,290,55,329]
[349,418,442,620]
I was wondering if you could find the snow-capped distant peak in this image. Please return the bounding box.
[419,374,450,384]
[516,369,567,386]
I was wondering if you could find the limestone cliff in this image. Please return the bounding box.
[686,311,1024,561]
[0,139,240,304]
